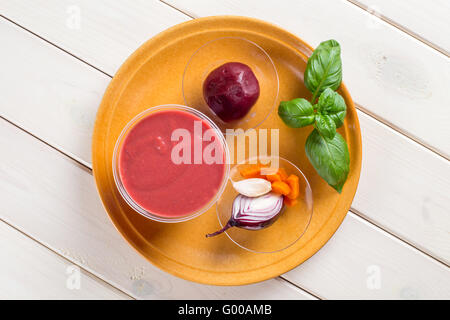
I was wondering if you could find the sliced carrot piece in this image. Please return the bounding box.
[266,173,282,182]
[271,181,291,195]
[284,197,298,207]
[277,168,288,181]
[285,174,300,200]
[239,164,262,178]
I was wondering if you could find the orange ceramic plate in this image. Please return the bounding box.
[92,16,362,285]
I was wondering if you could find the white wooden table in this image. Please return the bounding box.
[0,0,449,300]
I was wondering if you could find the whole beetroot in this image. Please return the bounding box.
[203,62,260,122]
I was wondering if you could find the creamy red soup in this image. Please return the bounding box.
[118,110,226,218]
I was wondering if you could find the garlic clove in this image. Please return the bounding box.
[232,178,272,197]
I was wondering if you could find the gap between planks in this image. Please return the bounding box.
[350,207,449,268]
[346,0,450,58]
[355,103,450,163]
[0,14,113,78]
[160,0,198,19]
[0,8,449,290]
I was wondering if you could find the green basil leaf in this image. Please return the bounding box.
[305,129,350,193]
[315,114,336,139]
[304,40,342,100]
[278,98,315,128]
[317,88,347,128]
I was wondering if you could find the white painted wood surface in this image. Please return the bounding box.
[350,0,450,54]
[0,18,108,167]
[1,117,448,299]
[0,2,448,265]
[0,0,449,299]
[0,222,127,299]
[355,111,450,263]
[0,0,189,75]
[164,0,450,158]
[285,214,450,299]
[0,113,314,300]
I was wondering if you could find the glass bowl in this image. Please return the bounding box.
[212,156,313,253]
[112,104,230,223]
[182,37,279,133]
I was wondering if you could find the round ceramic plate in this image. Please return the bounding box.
[92,16,362,285]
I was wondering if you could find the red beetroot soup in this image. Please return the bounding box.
[118,109,227,218]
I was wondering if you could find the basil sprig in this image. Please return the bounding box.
[278,39,350,193]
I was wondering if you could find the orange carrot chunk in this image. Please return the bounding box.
[286,174,300,200]
[277,168,288,181]
[239,164,262,178]
[271,181,291,195]
[284,197,298,207]
[266,173,282,182]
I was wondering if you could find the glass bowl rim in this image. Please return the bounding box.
[112,104,231,223]
[181,36,280,132]
[215,155,314,253]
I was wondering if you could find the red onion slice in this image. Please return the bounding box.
[206,192,284,237]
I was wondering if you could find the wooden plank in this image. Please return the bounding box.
[284,214,450,299]
[0,119,315,300]
[162,0,450,158]
[0,0,190,75]
[0,13,449,264]
[349,0,450,54]
[1,118,448,299]
[0,222,127,299]
[356,111,450,263]
[0,17,109,166]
